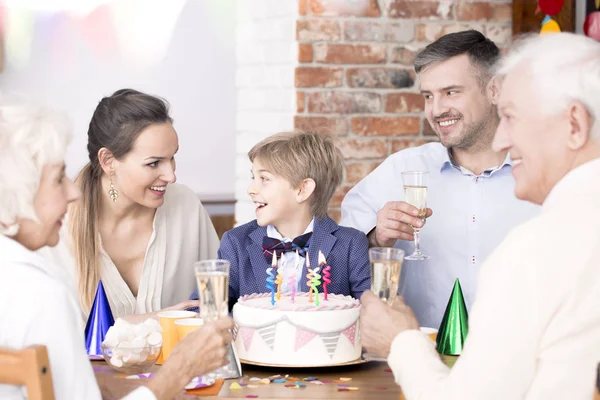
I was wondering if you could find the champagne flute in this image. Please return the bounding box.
[194,259,240,378]
[369,247,405,305]
[363,247,405,361]
[401,171,429,260]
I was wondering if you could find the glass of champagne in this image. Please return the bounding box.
[369,247,405,305]
[194,259,230,322]
[194,260,239,378]
[401,171,429,260]
[364,247,405,361]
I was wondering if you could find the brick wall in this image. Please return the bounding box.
[294,0,512,221]
[235,0,299,225]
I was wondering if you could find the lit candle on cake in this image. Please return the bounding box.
[311,264,321,306]
[319,250,331,301]
[306,253,314,303]
[287,249,298,303]
[266,251,277,305]
[275,254,283,301]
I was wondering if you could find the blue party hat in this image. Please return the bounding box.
[84,280,115,357]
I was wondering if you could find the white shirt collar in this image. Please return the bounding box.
[266,218,315,242]
[543,157,600,210]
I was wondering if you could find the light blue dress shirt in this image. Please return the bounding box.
[341,142,540,328]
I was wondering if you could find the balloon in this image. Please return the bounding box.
[584,11,600,41]
[538,0,564,16]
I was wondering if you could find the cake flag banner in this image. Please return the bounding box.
[341,321,358,346]
[239,327,256,352]
[257,325,277,351]
[294,327,319,351]
[319,331,341,359]
[436,278,469,356]
[84,280,115,357]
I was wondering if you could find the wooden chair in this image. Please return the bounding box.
[0,345,55,400]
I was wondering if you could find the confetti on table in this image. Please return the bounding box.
[295,381,306,387]
[340,377,352,382]
[286,376,299,381]
[273,379,286,383]
[248,385,259,389]
[348,387,360,391]
[249,377,261,382]
[338,388,350,392]
[333,379,346,383]
[229,382,243,390]
[269,375,283,380]
[284,384,296,388]
[239,382,248,387]
[259,378,271,385]
[310,381,324,385]
[246,396,259,399]
[375,387,388,391]
[321,379,332,383]
[338,384,349,387]
[384,368,392,373]
[303,376,318,381]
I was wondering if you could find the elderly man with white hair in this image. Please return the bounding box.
[359,32,600,399]
[0,100,234,400]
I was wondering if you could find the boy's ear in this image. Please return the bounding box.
[296,178,316,204]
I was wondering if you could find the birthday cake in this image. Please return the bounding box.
[232,292,361,366]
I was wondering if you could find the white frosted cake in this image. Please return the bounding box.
[232,292,361,366]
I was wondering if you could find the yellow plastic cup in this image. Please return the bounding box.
[175,318,205,340]
[156,310,197,364]
[420,327,438,342]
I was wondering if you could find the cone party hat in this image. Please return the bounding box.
[436,278,469,355]
[84,280,115,357]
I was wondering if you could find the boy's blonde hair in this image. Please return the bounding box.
[248,131,343,218]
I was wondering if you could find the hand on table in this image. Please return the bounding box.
[360,291,419,359]
[371,201,433,247]
[147,316,234,400]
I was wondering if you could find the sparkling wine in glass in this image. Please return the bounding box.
[194,260,229,322]
[194,260,241,379]
[369,247,405,305]
[402,171,429,261]
[364,247,405,361]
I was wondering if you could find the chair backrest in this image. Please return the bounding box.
[0,345,55,400]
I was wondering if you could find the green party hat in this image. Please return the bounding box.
[436,278,469,355]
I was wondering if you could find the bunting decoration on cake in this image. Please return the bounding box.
[257,324,277,351]
[239,327,256,352]
[341,321,358,347]
[436,278,469,356]
[84,280,115,357]
[319,331,341,359]
[294,327,319,351]
[232,323,240,341]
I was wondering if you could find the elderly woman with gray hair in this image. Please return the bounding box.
[0,99,233,400]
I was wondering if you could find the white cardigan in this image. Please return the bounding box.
[39,183,220,319]
[388,158,600,400]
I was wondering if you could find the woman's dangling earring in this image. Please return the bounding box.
[108,176,119,203]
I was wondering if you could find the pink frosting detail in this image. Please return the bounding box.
[238,292,360,311]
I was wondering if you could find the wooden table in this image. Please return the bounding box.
[94,359,404,399]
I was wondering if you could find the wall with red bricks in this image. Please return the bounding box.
[294,0,512,221]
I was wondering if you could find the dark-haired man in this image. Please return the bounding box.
[341,30,539,328]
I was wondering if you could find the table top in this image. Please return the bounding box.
[94,359,405,399]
